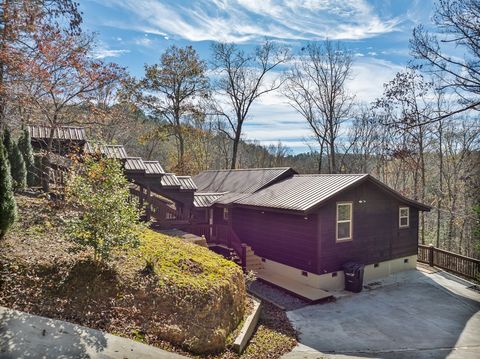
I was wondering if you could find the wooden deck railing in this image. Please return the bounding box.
[130,187,189,222]
[418,244,480,280]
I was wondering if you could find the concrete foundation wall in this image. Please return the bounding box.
[259,254,417,291]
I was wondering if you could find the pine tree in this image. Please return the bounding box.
[0,140,17,240]
[10,140,27,191]
[18,130,35,186]
[2,128,13,157]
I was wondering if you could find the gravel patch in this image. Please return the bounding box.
[248,280,309,311]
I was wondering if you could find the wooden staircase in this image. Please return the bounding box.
[244,245,264,273]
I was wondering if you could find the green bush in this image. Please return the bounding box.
[0,140,17,240]
[65,156,144,262]
[18,129,35,187]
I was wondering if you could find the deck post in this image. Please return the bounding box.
[139,185,144,208]
[146,186,151,221]
[428,244,434,267]
[241,243,247,272]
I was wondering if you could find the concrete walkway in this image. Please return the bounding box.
[282,269,480,359]
[0,306,187,358]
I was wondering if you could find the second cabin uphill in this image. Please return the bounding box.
[190,168,430,299]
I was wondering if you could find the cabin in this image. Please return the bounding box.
[191,168,430,299]
[27,124,431,300]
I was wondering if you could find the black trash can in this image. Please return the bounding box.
[342,262,365,293]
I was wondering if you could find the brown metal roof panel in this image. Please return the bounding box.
[193,192,225,208]
[161,173,181,187]
[143,161,165,175]
[124,157,146,172]
[103,145,128,159]
[193,167,295,194]
[28,125,86,141]
[234,174,367,212]
[177,176,197,190]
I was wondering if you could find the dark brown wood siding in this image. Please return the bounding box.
[231,208,318,272]
[316,181,419,274]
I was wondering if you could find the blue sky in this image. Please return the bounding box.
[80,0,435,153]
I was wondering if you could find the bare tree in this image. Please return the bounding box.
[410,0,480,123]
[211,41,290,169]
[284,41,354,173]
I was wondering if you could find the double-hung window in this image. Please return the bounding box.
[336,202,352,241]
[399,207,409,228]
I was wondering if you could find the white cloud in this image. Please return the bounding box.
[92,48,130,59]
[97,0,401,43]
[134,37,153,47]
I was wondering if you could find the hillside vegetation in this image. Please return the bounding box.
[0,194,245,354]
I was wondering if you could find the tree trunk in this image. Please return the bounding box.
[230,122,243,169]
[436,121,444,247]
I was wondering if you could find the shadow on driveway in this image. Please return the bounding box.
[284,270,480,359]
[0,306,186,358]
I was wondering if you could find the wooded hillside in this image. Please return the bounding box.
[0,0,478,257]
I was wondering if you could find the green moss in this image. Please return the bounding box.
[129,229,241,292]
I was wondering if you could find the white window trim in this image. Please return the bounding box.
[399,206,409,228]
[336,202,353,242]
[223,207,229,221]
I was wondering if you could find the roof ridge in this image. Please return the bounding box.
[202,167,292,172]
[294,173,368,176]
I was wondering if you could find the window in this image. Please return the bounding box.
[399,207,409,228]
[336,202,352,241]
[223,207,229,221]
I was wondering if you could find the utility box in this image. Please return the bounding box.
[342,262,365,293]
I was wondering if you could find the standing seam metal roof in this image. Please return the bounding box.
[28,125,87,141]
[161,173,181,187]
[177,176,197,190]
[124,157,146,172]
[143,161,165,175]
[84,142,128,159]
[233,174,431,212]
[193,167,294,194]
[233,174,368,211]
[193,192,226,208]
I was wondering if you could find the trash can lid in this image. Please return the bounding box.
[342,262,364,271]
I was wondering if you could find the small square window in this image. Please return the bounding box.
[399,207,409,228]
[404,258,409,264]
[332,272,338,277]
[374,263,380,268]
[261,257,266,262]
[301,271,308,277]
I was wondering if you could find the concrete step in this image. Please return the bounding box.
[256,270,332,302]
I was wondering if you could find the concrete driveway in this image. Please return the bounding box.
[283,269,480,359]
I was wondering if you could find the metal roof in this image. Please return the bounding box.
[84,142,128,159]
[193,192,226,208]
[161,173,181,187]
[234,174,367,211]
[143,161,165,175]
[28,125,87,142]
[233,174,431,212]
[193,167,295,194]
[124,157,146,172]
[177,176,197,191]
